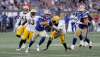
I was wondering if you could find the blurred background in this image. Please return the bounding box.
[0,0,100,32]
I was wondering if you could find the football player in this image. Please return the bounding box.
[44,15,69,51]
[23,9,39,53]
[16,5,30,51]
[70,14,93,50]
[16,5,30,38]
[70,5,93,49]
[36,9,52,52]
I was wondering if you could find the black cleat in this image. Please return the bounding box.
[89,46,92,49]
[67,47,72,50]
[43,48,48,51]
[65,47,71,51]
[65,49,68,51]
[79,45,82,47]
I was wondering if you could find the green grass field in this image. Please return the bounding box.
[0,32,100,57]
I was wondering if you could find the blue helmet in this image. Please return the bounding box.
[79,12,89,20]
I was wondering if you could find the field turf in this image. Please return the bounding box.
[0,32,100,57]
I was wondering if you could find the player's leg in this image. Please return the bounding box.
[60,33,68,51]
[79,34,85,47]
[16,25,26,49]
[36,36,46,51]
[79,28,89,47]
[78,25,89,47]
[84,29,93,49]
[84,38,93,49]
[16,39,26,51]
[16,28,28,51]
[16,26,25,51]
[16,25,24,38]
[80,28,91,48]
[70,28,81,50]
[71,22,75,32]
[44,31,57,51]
[44,37,52,51]
[36,31,46,51]
[25,32,35,53]
[38,37,46,46]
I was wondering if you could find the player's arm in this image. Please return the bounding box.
[21,20,27,25]
[16,18,21,26]
[52,25,62,32]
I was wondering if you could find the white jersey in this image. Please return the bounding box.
[70,14,82,29]
[52,19,66,33]
[58,19,66,33]
[26,15,46,37]
[19,12,30,25]
[14,11,29,31]
[25,15,41,32]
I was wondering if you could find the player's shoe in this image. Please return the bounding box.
[70,45,75,50]
[25,48,29,53]
[89,41,93,49]
[16,48,21,51]
[79,40,84,47]
[21,44,26,49]
[89,46,92,49]
[84,42,89,47]
[67,47,72,50]
[79,44,82,47]
[36,45,40,52]
[43,48,48,51]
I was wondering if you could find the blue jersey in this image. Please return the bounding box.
[74,11,89,21]
[35,17,45,31]
[79,24,88,29]
[43,17,52,32]
[75,11,90,29]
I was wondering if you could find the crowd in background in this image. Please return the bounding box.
[0,0,100,32]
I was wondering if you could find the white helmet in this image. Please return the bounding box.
[30,9,37,12]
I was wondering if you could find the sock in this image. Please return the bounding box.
[18,40,26,49]
[74,24,76,31]
[46,39,52,49]
[71,22,74,32]
[62,43,67,50]
[79,35,83,40]
[29,40,35,48]
[72,38,77,45]
[84,38,90,44]
[39,37,45,46]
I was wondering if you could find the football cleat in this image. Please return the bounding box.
[25,48,29,53]
[70,45,75,50]
[36,45,40,52]
[21,44,26,49]
[89,41,93,49]
[84,42,89,47]
[89,46,92,49]
[16,48,21,51]
[43,48,48,51]
[79,44,82,47]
